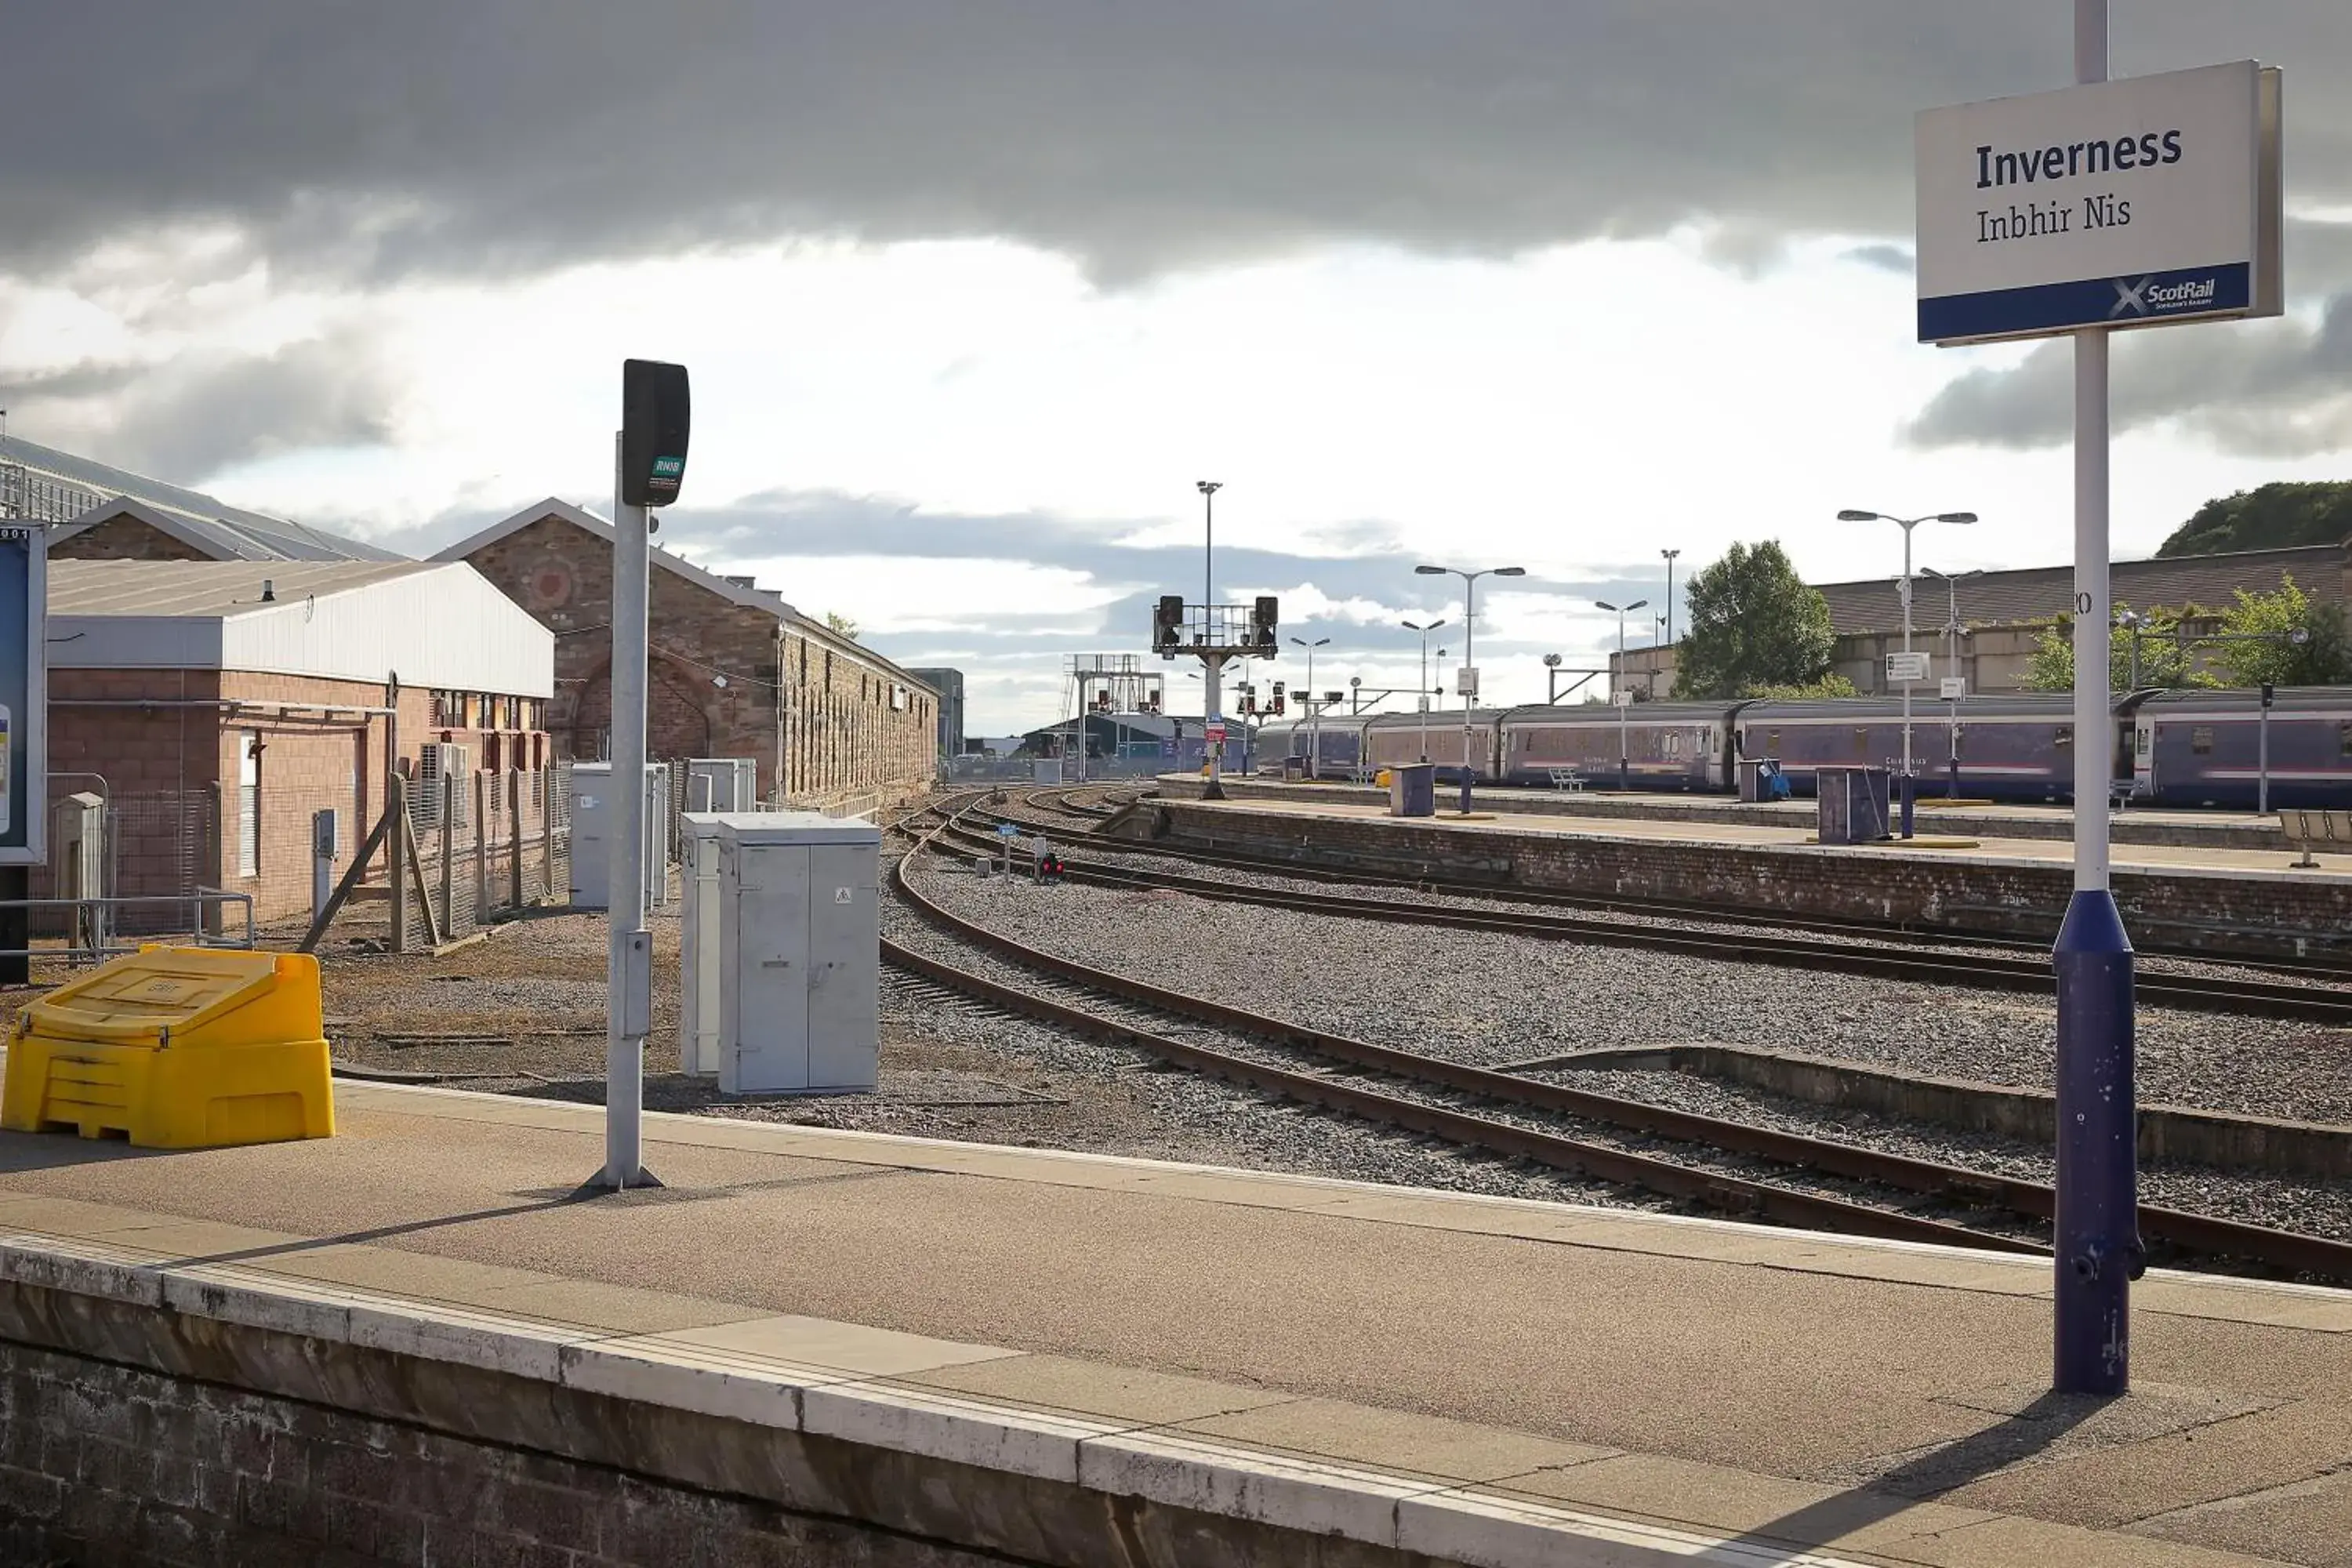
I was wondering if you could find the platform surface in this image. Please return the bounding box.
[3,1077,2349,1566]
[1183,791,2341,882]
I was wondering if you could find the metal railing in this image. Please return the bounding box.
[0,891,256,963]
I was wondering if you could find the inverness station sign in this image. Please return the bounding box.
[1916,60,2281,345]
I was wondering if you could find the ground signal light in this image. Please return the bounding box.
[1271,681,1286,715]
[1153,595,1185,654]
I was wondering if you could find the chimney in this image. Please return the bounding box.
[260,579,276,602]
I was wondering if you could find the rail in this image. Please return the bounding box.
[894,796,2352,1281]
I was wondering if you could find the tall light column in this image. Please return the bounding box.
[1403,618,1447,762]
[1597,598,1648,790]
[1290,636,1329,778]
[605,434,651,1190]
[1417,563,1525,812]
[1838,507,1977,829]
[1661,548,1682,645]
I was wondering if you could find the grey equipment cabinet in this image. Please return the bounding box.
[568,761,670,909]
[715,811,881,1094]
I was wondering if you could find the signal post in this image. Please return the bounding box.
[1153,594,1277,797]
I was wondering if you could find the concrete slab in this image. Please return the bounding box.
[2,1082,2347,1565]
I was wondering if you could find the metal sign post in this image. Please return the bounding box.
[1916,3,2281,1396]
[599,360,691,1193]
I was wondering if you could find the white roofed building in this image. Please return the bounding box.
[49,559,555,927]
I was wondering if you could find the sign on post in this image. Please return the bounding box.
[1204,721,1227,744]
[1886,651,1933,684]
[1940,677,1969,701]
[620,359,692,507]
[1916,60,2281,344]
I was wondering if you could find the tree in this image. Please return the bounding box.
[824,611,860,641]
[1671,542,1836,700]
[2024,602,2212,692]
[2155,480,2352,557]
[1741,673,1859,700]
[2210,575,2352,688]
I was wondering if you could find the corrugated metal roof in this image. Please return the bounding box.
[2,434,403,561]
[50,559,429,618]
[1815,542,2347,634]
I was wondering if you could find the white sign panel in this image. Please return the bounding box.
[1455,666,1479,697]
[1886,651,1932,684]
[1916,61,2280,343]
[1940,677,1968,701]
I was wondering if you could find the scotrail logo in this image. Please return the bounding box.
[2111,274,2220,318]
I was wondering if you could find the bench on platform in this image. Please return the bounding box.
[2281,808,2352,868]
[1547,768,1586,793]
[2110,778,2151,811]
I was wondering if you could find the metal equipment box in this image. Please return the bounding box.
[2,946,334,1148]
[678,814,726,1076]
[707,812,881,1094]
[1817,766,1892,845]
[569,762,670,909]
[1388,761,1436,818]
[686,757,757,813]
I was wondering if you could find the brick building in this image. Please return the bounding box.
[49,560,553,927]
[1613,537,2352,699]
[439,501,938,812]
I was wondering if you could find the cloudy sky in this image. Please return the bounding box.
[7,4,2352,732]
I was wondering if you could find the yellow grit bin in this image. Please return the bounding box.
[2,946,335,1149]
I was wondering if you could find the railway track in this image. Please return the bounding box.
[975,788,2352,982]
[887,806,2352,1283]
[951,801,2352,1025]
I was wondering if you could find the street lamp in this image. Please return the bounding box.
[1196,481,1221,624]
[1839,507,1977,833]
[1919,567,1984,800]
[1596,599,1649,790]
[1290,636,1330,779]
[1402,617,1448,761]
[1416,564,1526,811]
[1661,548,1682,645]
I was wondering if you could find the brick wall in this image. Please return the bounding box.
[49,669,552,929]
[1144,800,2352,960]
[49,514,211,561]
[0,1336,1007,1568]
[460,511,936,811]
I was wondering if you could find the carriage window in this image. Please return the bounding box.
[1853,728,1869,756]
[2056,725,2074,749]
[1766,729,1780,756]
[2339,724,2352,757]
[2191,726,2215,755]
[1664,732,1680,757]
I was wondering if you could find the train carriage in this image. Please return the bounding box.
[2132,688,2352,809]
[1252,715,1375,777]
[1364,710,1505,783]
[1499,702,1742,790]
[1733,693,2151,803]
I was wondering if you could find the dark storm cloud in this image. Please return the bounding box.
[10,4,2350,289]
[17,335,401,478]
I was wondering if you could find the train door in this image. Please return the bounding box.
[2132,714,2155,797]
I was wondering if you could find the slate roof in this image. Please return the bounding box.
[2,434,402,561]
[1814,540,2348,633]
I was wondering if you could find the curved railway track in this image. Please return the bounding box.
[940,807,2352,1026]
[885,802,2352,1283]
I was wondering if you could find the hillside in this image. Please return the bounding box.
[2156,480,2352,557]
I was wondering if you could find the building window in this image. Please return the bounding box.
[2192,726,2215,755]
[238,732,263,877]
[432,690,459,727]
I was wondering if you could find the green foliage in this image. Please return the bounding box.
[2022,603,2214,692]
[1740,673,1860,700]
[824,610,861,641]
[2156,481,2352,557]
[2212,575,2352,687]
[1670,542,1836,700]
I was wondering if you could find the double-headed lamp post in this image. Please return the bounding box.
[1403,617,1449,761]
[1416,564,1526,812]
[1596,599,1649,790]
[1290,636,1330,779]
[1838,508,1978,831]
